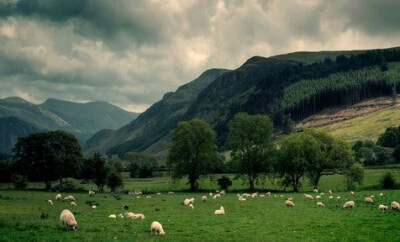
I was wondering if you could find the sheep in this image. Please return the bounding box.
[125,212,135,218]
[168,191,174,195]
[220,190,226,195]
[317,202,324,208]
[48,200,53,206]
[189,204,194,209]
[329,196,333,199]
[202,196,207,202]
[379,204,387,212]
[316,195,321,199]
[151,221,165,235]
[350,191,354,195]
[328,190,332,194]
[320,192,325,196]
[55,194,62,201]
[91,205,97,209]
[209,192,213,196]
[136,191,143,195]
[157,192,161,195]
[285,200,295,207]
[365,197,373,204]
[379,193,383,196]
[213,194,221,199]
[146,195,151,199]
[134,213,146,219]
[238,196,246,201]
[266,192,271,196]
[71,201,77,206]
[304,194,313,200]
[336,196,341,199]
[64,195,75,202]
[184,198,195,205]
[251,193,258,198]
[88,190,95,196]
[260,195,265,198]
[287,197,293,201]
[343,201,354,209]
[214,206,225,215]
[391,201,400,210]
[313,188,318,193]
[118,214,124,218]
[109,214,116,219]
[60,209,77,230]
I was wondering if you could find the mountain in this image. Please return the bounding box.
[0,116,42,153]
[85,68,229,156]
[86,47,400,160]
[40,98,138,141]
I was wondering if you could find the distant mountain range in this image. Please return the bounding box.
[86,46,400,162]
[0,97,138,153]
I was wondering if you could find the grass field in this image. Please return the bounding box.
[1,168,400,241]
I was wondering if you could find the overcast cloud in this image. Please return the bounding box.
[0,0,400,112]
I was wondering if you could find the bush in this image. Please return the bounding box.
[54,178,82,191]
[380,172,396,189]
[11,174,27,190]
[107,172,124,192]
[217,176,232,190]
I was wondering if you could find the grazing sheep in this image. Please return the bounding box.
[238,196,246,201]
[251,193,258,198]
[88,190,95,196]
[316,195,321,199]
[266,192,271,196]
[329,196,333,199]
[371,195,375,198]
[48,200,53,206]
[391,201,400,210]
[317,202,324,208]
[124,204,129,210]
[146,195,151,199]
[134,213,145,219]
[304,194,313,200]
[60,209,77,230]
[214,206,225,215]
[220,190,226,195]
[71,201,77,206]
[313,189,318,193]
[209,192,213,196]
[379,193,384,196]
[137,196,141,199]
[336,196,341,199]
[189,204,194,209]
[151,221,165,235]
[280,195,284,198]
[184,198,195,205]
[55,194,62,201]
[125,212,135,218]
[320,193,325,196]
[109,214,116,219]
[260,194,265,198]
[91,205,97,209]
[157,192,161,195]
[365,197,373,204]
[328,190,332,194]
[379,204,387,212]
[136,191,143,195]
[287,197,293,201]
[118,214,124,218]
[343,201,354,209]
[202,196,207,202]
[168,191,174,195]
[64,195,75,202]
[285,200,295,207]
[350,191,354,195]
[213,194,221,199]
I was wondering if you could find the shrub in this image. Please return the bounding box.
[11,174,27,190]
[217,176,232,190]
[54,178,82,191]
[107,172,124,192]
[380,172,396,189]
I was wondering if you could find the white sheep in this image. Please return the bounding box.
[88,190,95,196]
[71,201,77,206]
[189,204,194,209]
[109,214,116,218]
[287,197,293,201]
[285,200,295,207]
[214,206,225,215]
[379,193,384,196]
[304,194,313,200]
[379,204,387,212]
[317,202,324,208]
[146,195,151,199]
[313,188,318,193]
[91,205,97,209]
[202,196,207,202]
[209,192,213,196]
[251,193,258,198]
[316,195,321,199]
[238,196,246,201]
[350,191,354,195]
[220,190,226,195]
[266,192,271,196]
[320,192,325,196]
[365,197,373,204]
[343,201,354,209]
[184,198,195,205]
[118,214,124,218]
[157,192,161,195]
[55,194,62,201]
[60,209,77,230]
[125,212,135,218]
[64,195,75,202]
[213,194,221,199]
[328,190,332,194]
[391,201,400,210]
[336,196,341,199]
[168,191,174,195]
[134,213,146,219]
[329,196,333,199]
[48,200,53,206]
[151,221,165,235]
[260,194,265,198]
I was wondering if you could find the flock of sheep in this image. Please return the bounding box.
[48,188,399,237]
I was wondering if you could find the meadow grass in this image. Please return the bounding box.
[1,168,400,241]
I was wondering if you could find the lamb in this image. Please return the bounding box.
[365,197,373,204]
[157,192,161,195]
[220,190,226,195]
[329,196,333,199]
[71,201,77,206]
[55,194,62,201]
[391,201,400,210]
[60,209,77,230]
[209,192,213,196]
[146,195,151,199]
[214,206,225,215]
[189,204,194,209]
[88,190,95,196]
[109,214,116,218]
[379,193,384,196]
[287,197,293,201]
[336,196,341,199]
[251,193,258,198]
[320,192,325,196]
[316,195,321,199]
[304,194,313,200]
[328,190,332,194]
[313,188,318,193]
[213,194,221,199]
[151,221,165,235]
[168,191,174,195]
[285,200,295,207]
[379,204,387,212]
[238,196,246,201]
[91,205,97,209]
[260,194,265,198]
[202,196,207,202]
[343,201,354,209]
[125,212,135,218]
[317,202,324,208]
[184,198,195,205]
[48,200,53,206]
[64,195,75,202]
[266,192,271,196]
[118,214,124,218]
[134,213,146,219]
[350,191,354,195]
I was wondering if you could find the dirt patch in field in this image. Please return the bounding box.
[295,96,400,130]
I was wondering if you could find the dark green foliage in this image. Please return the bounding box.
[352,140,393,166]
[217,176,232,190]
[167,119,219,191]
[393,145,400,163]
[345,163,365,190]
[0,161,11,182]
[82,154,110,192]
[380,172,396,189]
[125,152,157,178]
[107,171,124,192]
[227,113,274,191]
[377,126,400,147]
[12,130,83,190]
[40,212,48,220]
[10,174,27,190]
[55,178,82,191]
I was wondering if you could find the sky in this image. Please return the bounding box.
[1,0,400,112]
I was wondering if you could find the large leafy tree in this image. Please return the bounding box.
[82,154,109,192]
[226,113,273,191]
[166,119,218,191]
[13,130,83,190]
[125,152,158,178]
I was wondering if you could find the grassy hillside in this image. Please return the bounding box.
[321,104,400,143]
